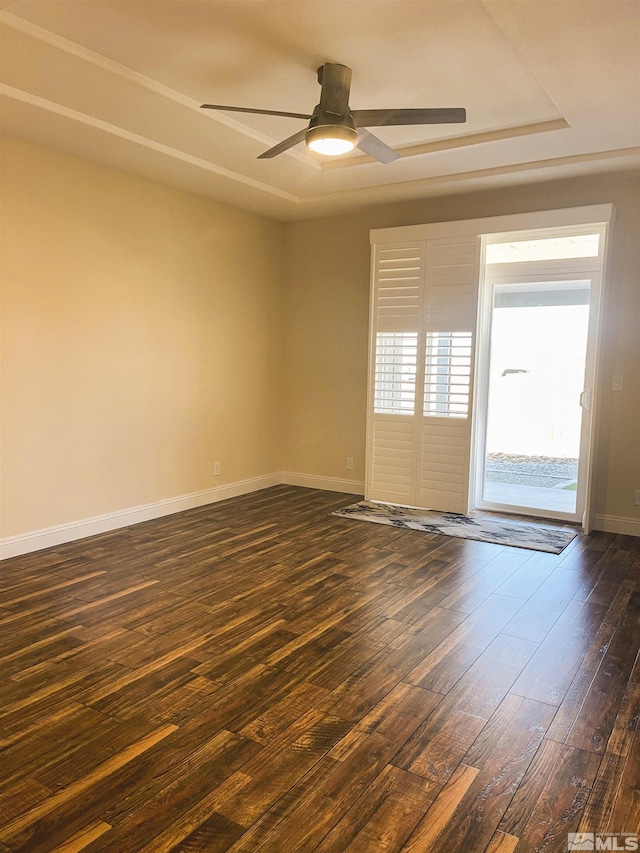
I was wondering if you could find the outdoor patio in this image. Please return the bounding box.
[483,453,578,513]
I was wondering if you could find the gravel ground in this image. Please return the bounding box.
[485,453,578,488]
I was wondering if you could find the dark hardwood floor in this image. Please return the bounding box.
[1,485,638,853]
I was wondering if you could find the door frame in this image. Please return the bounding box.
[472,267,602,524]
[470,222,611,530]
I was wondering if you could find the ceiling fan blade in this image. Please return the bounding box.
[351,108,466,127]
[200,104,312,120]
[318,63,352,116]
[257,128,309,159]
[356,128,400,164]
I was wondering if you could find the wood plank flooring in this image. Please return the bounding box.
[1,485,639,852]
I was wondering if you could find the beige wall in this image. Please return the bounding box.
[1,136,285,537]
[2,134,638,543]
[283,170,640,524]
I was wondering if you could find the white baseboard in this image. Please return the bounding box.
[592,513,640,537]
[0,473,280,560]
[2,472,636,560]
[280,471,365,495]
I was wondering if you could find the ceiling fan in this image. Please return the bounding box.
[200,62,466,164]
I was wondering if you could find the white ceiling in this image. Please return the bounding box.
[1,0,639,221]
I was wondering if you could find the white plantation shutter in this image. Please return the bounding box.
[368,243,424,505]
[419,237,480,513]
[367,233,480,513]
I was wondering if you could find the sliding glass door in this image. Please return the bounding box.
[474,230,605,523]
[480,279,591,517]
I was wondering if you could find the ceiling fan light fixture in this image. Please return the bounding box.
[202,62,466,162]
[305,124,357,156]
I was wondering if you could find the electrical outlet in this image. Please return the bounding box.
[635,489,640,506]
[346,457,354,470]
[214,462,221,476]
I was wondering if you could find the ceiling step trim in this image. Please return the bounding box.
[0,10,316,168]
[1,84,301,202]
[323,119,571,169]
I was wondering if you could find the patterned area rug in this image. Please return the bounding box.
[332,501,578,554]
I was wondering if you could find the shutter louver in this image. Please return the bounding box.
[424,331,472,418]
[374,332,418,415]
